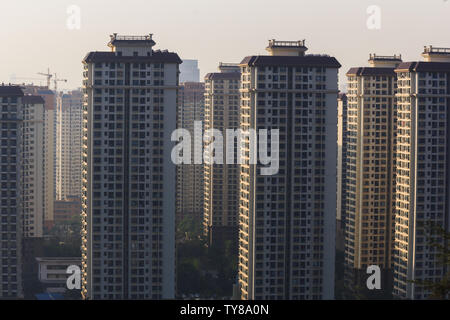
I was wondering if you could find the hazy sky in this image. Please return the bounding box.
[1,0,449,91]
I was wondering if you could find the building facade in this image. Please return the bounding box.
[344,55,401,293]
[56,90,83,201]
[203,63,241,248]
[81,34,180,300]
[0,85,23,298]
[36,257,81,294]
[22,86,55,230]
[176,82,205,224]
[238,40,340,299]
[21,95,46,238]
[393,46,450,299]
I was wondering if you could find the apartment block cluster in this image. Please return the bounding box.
[78,34,340,300]
[1,32,449,300]
[0,83,83,298]
[338,47,450,299]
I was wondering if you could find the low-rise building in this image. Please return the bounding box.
[36,257,81,293]
[53,196,81,225]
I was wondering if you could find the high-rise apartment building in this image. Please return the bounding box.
[393,46,450,299]
[20,95,48,297]
[56,90,83,201]
[203,63,240,248]
[344,54,401,292]
[21,95,46,238]
[336,93,347,251]
[0,85,24,298]
[176,82,205,224]
[179,59,200,83]
[81,34,181,299]
[6,85,54,296]
[22,86,55,230]
[238,40,340,300]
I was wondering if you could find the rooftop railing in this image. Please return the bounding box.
[369,54,402,60]
[268,39,306,47]
[423,45,450,54]
[307,54,330,57]
[110,33,154,41]
[219,63,239,68]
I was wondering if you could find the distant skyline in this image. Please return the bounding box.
[1,0,450,91]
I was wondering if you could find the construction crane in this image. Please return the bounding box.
[53,74,68,92]
[37,68,53,89]
[37,69,68,92]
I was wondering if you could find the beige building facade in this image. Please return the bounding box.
[393,46,450,299]
[203,63,241,248]
[21,95,46,238]
[344,54,401,292]
[56,90,83,201]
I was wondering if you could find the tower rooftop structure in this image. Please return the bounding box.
[107,33,156,56]
[368,54,402,68]
[422,45,450,62]
[218,62,240,73]
[265,39,308,56]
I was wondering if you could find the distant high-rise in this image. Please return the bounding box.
[180,59,200,83]
[203,63,240,248]
[81,33,181,299]
[176,82,205,224]
[344,54,401,293]
[21,95,46,238]
[0,85,24,298]
[393,46,450,299]
[55,89,82,200]
[238,40,340,299]
[22,86,55,230]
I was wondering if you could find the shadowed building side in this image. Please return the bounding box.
[81,33,180,300]
[238,40,340,300]
[176,82,205,227]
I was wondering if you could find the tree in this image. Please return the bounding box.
[176,237,237,299]
[176,215,203,241]
[411,222,450,299]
